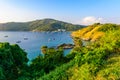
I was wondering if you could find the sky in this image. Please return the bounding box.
[0,0,120,25]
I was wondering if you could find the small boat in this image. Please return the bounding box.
[53,38,55,40]
[16,41,21,43]
[48,39,51,41]
[24,37,28,40]
[4,35,8,37]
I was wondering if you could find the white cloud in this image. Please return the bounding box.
[81,16,103,25]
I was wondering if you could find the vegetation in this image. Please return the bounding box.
[0,19,85,31]
[71,23,115,41]
[29,47,68,79]
[0,43,29,80]
[38,23,120,80]
[0,23,120,80]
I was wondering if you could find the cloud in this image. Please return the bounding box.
[81,16,103,25]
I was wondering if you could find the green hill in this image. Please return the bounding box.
[0,19,84,31]
[0,23,120,80]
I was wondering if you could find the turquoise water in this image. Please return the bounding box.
[0,31,73,60]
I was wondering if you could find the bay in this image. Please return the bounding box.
[0,31,73,60]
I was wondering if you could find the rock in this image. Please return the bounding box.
[57,43,74,49]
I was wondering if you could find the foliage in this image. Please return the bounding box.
[0,42,29,80]
[73,37,83,47]
[38,60,75,80]
[98,23,119,32]
[41,46,48,54]
[29,47,70,79]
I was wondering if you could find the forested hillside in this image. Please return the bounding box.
[38,23,120,80]
[0,23,120,80]
[0,19,84,31]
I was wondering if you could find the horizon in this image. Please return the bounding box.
[0,18,119,26]
[0,0,120,25]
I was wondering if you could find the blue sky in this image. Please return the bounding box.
[0,0,120,25]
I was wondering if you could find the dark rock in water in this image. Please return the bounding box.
[57,43,74,49]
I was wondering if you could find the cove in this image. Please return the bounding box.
[0,31,73,60]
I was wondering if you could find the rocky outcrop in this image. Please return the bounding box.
[57,43,74,49]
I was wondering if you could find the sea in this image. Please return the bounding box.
[0,31,73,60]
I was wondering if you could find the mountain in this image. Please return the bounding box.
[0,19,85,31]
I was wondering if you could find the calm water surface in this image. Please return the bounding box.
[0,31,73,60]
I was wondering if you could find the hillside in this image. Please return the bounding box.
[0,23,120,80]
[0,19,84,31]
[71,23,119,41]
[38,23,120,80]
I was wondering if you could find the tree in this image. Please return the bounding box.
[41,46,48,54]
[0,43,29,80]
